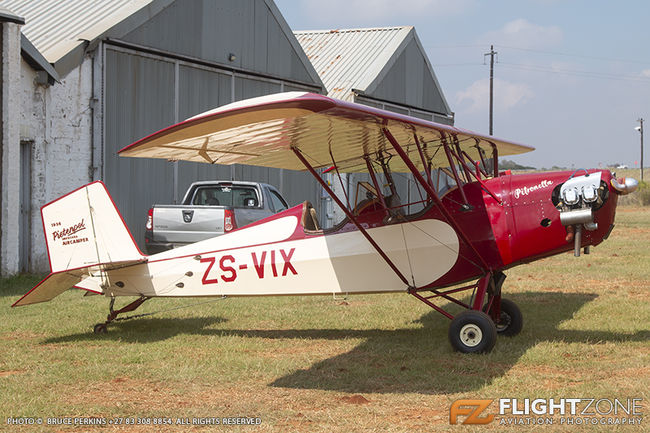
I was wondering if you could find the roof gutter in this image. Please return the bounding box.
[0,7,24,25]
[21,34,60,85]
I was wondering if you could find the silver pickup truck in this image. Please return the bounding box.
[144,181,289,254]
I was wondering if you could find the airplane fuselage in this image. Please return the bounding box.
[78,170,619,299]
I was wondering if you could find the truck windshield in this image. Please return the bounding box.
[192,186,259,208]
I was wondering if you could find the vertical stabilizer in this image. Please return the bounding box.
[12,182,145,307]
[42,181,145,272]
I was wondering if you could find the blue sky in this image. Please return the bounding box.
[274,0,650,169]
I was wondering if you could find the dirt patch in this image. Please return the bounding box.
[622,227,650,236]
[391,407,446,422]
[0,370,25,377]
[66,377,178,413]
[338,394,370,404]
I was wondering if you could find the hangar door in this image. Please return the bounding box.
[104,45,321,249]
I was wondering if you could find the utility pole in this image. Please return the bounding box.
[484,45,497,135]
[637,118,644,181]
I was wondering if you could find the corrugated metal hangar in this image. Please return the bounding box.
[295,26,452,124]
[295,26,454,225]
[0,0,453,274]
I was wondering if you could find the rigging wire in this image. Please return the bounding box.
[111,296,228,322]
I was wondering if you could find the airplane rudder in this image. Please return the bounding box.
[41,181,143,272]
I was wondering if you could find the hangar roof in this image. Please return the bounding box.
[0,0,159,64]
[295,27,411,101]
[0,5,59,83]
[295,26,451,117]
[0,0,322,89]
[0,5,23,24]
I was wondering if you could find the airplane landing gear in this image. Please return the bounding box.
[448,310,497,353]
[409,271,522,353]
[484,298,523,336]
[93,296,150,334]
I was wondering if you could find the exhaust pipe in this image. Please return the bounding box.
[574,225,582,257]
[560,209,594,258]
[611,177,639,195]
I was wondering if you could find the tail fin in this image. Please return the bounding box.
[42,181,144,272]
[13,181,145,307]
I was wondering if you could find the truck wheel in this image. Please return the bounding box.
[448,310,497,353]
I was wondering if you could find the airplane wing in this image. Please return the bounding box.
[119,92,534,173]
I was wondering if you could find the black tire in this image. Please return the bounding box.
[93,323,108,334]
[448,310,497,353]
[484,298,523,336]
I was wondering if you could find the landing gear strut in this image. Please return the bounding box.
[409,271,523,353]
[484,297,523,336]
[93,296,150,334]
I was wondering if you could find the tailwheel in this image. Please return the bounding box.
[484,298,523,337]
[448,310,497,353]
[92,296,150,335]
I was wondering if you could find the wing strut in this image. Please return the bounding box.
[292,147,412,287]
[445,141,503,205]
[441,134,471,206]
[382,128,490,272]
[364,156,389,219]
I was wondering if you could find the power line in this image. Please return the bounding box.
[498,61,650,83]
[431,62,484,67]
[494,44,650,66]
[425,44,486,49]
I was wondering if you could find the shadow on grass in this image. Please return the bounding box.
[43,316,228,344]
[39,291,649,394]
[214,292,649,394]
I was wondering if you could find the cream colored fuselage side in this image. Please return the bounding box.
[78,216,460,298]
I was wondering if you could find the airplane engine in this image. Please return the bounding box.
[552,172,609,257]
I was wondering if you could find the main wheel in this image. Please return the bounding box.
[448,310,497,353]
[484,298,523,336]
[93,323,108,334]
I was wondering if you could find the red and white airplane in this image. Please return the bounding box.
[13,92,638,353]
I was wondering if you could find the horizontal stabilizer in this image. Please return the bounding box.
[12,258,145,307]
[13,272,86,307]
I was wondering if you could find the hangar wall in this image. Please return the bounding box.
[1,21,21,274]
[2,0,454,274]
[20,56,94,272]
[100,0,324,252]
[5,0,325,274]
[365,37,450,120]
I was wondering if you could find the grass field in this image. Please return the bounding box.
[1,207,648,432]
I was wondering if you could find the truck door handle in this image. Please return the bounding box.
[182,210,194,223]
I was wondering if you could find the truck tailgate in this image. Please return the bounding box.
[152,206,225,243]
